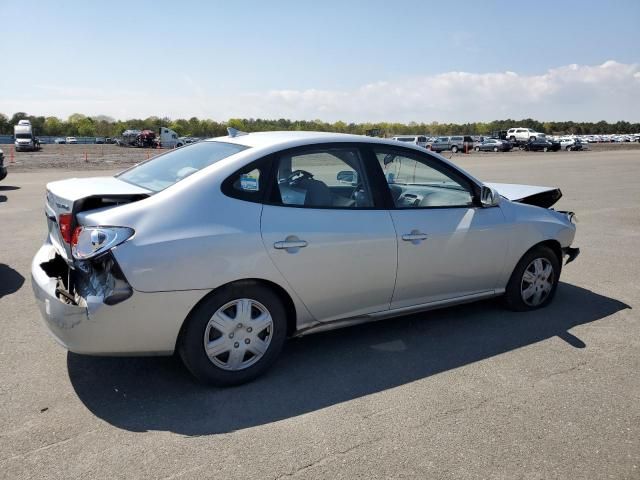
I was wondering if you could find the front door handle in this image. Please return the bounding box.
[401,230,428,243]
[274,235,308,252]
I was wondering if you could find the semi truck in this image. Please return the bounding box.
[14,120,41,152]
[116,127,184,148]
[156,127,184,148]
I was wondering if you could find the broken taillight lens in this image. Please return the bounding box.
[72,226,135,260]
[59,213,73,243]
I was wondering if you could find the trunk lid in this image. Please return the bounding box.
[486,182,562,208]
[45,176,151,260]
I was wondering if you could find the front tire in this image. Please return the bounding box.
[179,282,288,386]
[451,146,458,153]
[504,245,560,311]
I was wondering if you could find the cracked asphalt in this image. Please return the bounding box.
[0,149,638,479]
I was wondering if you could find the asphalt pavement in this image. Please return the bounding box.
[0,149,638,479]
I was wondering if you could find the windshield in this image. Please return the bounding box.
[118,141,248,192]
[16,133,32,139]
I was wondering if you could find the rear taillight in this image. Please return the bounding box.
[59,213,73,243]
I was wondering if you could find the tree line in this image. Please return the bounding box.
[1,112,638,138]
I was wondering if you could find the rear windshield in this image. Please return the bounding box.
[118,141,248,192]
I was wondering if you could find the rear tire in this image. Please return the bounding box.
[543,147,549,152]
[179,282,288,386]
[474,146,480,152]
[493,146,499,152]
[504,245,560,311]
[451,146,458,153]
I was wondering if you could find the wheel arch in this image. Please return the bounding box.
[174,278,298,352]
[516,239,563,270]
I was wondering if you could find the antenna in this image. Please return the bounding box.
[227,127,248,138]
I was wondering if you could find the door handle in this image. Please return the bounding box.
[274,240,308,249]
[401,230,428,242]
[273,235,308,252]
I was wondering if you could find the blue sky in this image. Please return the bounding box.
[1,0,639,122]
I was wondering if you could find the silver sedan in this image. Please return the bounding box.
[32,131,579,385]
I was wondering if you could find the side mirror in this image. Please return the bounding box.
[383,153,396,166]
[336,170,357,184]
[480,185,500,207]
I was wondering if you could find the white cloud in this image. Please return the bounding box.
[3,61,639,122]
[237,60,640,123]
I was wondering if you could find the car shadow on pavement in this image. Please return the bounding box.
[0,185,20,191]
[0,195,6,203]
[0,264,25,299]
[67,282,630,435]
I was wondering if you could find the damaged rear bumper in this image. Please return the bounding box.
[31,242,208,355]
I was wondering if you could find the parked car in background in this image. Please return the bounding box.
[31,130,579,386]
[95,137,106,144]
[506,128,544,143]
[54,138,66,144]
[523,138,561,152]
[391,135,429,148]
[0,148,6,181]
[474,138,513,152]
[558,137,583,151]
[66,137,78,144]
[430,135,474,153]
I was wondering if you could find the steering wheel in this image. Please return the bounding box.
[285,169,314,186]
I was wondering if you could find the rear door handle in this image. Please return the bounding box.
[274,240,308,249]
[401,230,428,242]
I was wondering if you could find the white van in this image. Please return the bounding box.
[391,135,428,148]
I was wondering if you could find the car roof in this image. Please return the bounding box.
[206,130,426,150]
